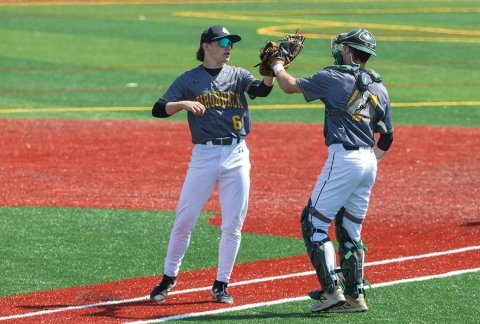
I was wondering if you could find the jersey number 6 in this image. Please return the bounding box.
[232,115,242,131]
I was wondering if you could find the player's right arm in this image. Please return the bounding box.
[153,70,206,118]
[152,99,206,117]
[270,59,302,94]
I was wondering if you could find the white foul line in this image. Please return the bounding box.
[1,245,479,322]
[129,267,480,323]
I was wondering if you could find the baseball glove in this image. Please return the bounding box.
[255,33,306,77]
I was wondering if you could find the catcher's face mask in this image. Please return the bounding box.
[331,33,347,65]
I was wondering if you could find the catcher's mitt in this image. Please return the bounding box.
[255,33,306,77]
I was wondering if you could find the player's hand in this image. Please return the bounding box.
[270,58,285,68]
[181,100,206,116]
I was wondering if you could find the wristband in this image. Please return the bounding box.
[273,63,285,75]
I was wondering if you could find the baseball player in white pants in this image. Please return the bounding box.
[164,141,251,285]
[270,28,394,313]
[149,25,274,304]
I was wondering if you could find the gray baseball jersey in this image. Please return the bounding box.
[298,67,393,147]
[161,64,256,144]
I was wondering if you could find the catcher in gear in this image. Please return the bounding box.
[255,33,305,77]
[270,28,394,313]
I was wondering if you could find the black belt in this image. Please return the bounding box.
[201,138,240,145]
[342,144,359,151]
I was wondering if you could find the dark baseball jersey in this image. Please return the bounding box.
[160,64,256,144]
[297,67,393,148]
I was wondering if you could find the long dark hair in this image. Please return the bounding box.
[196,45,205,62]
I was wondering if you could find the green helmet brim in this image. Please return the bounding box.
[347,43,377,56]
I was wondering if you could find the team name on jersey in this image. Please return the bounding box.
[195,91,244,109]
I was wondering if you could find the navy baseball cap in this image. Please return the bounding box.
[200,25,241,44]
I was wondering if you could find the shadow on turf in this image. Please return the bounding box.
[459,221,480,227]
[20,301,154,320]
[19,300,236,321]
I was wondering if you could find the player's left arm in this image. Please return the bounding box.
[374,132,393,161]
[373,84,394,161]
[262,76,275,87]
[247,76,275,98]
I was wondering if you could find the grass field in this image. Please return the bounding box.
[1,0,479,125]
[1,0,479,322]
[175,272,480,323]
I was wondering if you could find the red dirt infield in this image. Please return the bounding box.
[1,119,479,321]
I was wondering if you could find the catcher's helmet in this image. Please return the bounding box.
[335,28,376,56]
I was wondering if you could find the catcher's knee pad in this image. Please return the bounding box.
[300,199,331,241]
[335,208,364,252]
[335,208,367,297]
[301,200,338,293]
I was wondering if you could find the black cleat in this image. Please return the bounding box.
[150,274,177,302]
[211,280,234,304]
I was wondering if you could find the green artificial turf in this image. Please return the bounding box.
[0,3,479,323]
[176,272,480,323]
[0,1,478,126]
[0,206,303,297]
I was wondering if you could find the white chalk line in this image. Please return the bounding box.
[129,267,480,323]
[1,245,479,322]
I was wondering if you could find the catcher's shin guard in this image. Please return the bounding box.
[301,200,338,293]
[306,238,339,294]
[335,208,367,297]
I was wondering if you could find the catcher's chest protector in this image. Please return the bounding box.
[344,88,378,122]
[328,65,382,123]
